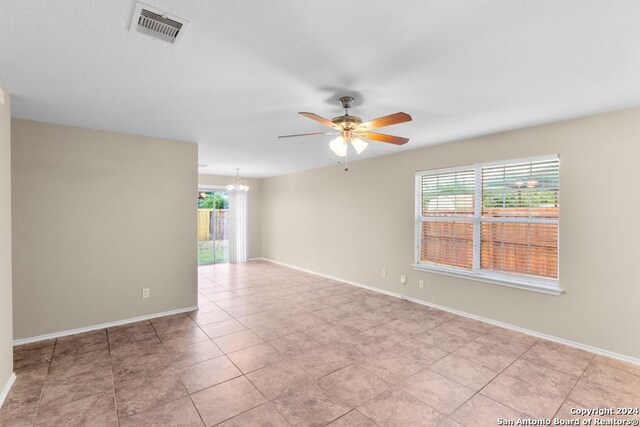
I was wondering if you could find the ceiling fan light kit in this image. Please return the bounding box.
[279,95,412,159]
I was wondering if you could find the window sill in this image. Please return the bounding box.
[411,264,564,296]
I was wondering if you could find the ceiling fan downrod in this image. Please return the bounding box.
[339,96,354,116]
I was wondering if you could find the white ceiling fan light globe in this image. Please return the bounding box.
[329,136,347,157]
[350,138,368,154]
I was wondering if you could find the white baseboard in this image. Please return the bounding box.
[260,257,640,366]
[0,373,16,408]
[13,306,198,347]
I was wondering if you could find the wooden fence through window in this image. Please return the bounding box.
[197,209,229,241]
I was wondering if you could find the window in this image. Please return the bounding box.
[414,155,561,294]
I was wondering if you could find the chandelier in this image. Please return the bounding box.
[225,168,249,192]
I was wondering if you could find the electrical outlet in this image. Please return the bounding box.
[142,288,150,298]
[418,279,425,288]
[400,275,407,285]
[381,269,386,278]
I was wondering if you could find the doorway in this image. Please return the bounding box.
[197,190,230,264]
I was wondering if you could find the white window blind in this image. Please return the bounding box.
[420,169,475,270]
[415,155,560,292]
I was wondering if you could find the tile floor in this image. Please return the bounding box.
[1,260,639,426]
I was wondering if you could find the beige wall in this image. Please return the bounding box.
[0,82,13,390]
[262,107,640,360]
[12,120,198,340]
[198,174,262,260]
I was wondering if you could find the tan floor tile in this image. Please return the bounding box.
[39,368,113,409]
[213,330,264,353]
[107,322,156,345]
[384,317,437,337]
[359,346,426,384]
[221,303,266,317]
[149,313,190,325]
[13,345,54,369]
[214,297,249,309]
[429,353,498,391]
[335,315,380,334]
[200,319,247,339]
[191,376,266,426]
[535,340,594,361]
[287,347,352,379]
[160,326,211,346]
[218,402,291,427]
[454,341,519,372]
[397,339,449,366]
[251,321,299,340]
[115,371,187,417]
[111,352,174,386]
[522,342,592,377]
[245,361,314,400]
[13,339,56,354]
[340,326,406,355]
[568,377,640,408]
[235,312,280,328]
[358,389,445,427]
[269,332,322,356]
[188,308,232,326]
[287,313,327,330]
[581,358,640,398]
[312,307,352,322]
[274,384,351,427]
[481,374,565,418]
[590,355,640,379]
[109,337,164,359]
[119,396,204,427]
[227,342,283,374]
[164,339,223,369]
[0,365,47,423]
[474,331,537,356]
[502,359,579,396]
[49,349,111,380]
[327,410,377,426]
[434,321,487,341]
[0,413,35,426]
[152,317,199,340]
[400,369,475,415]
[54,330,108,357]
[9,264,640,427]
[178,355,242,393]
[412,329,471,352]
[317,365,389,407]
[305,323,353,345]
[437,418,464,427]
[33,392,118,426]
[451,394,525,427]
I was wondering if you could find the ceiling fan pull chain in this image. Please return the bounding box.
[344,148,349,172]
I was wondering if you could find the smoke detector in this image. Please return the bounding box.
[129,3,188,45]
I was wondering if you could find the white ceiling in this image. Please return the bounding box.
[1,1,639,177]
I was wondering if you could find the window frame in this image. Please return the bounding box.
[413,154,563,296]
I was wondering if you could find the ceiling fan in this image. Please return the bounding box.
[278,96,412,157]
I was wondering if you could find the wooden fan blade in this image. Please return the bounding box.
[298,112,340,129]
[278,132,336,138]
[358,112,412,131]
[358,131,409,145]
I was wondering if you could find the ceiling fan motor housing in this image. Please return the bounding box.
[332,115,362,131]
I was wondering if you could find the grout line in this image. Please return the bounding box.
[154,320,209,427]
[28,339,57,426]
[105,329,121,427]
[550,352,595,419]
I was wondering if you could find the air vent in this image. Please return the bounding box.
[129,3,188,45]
